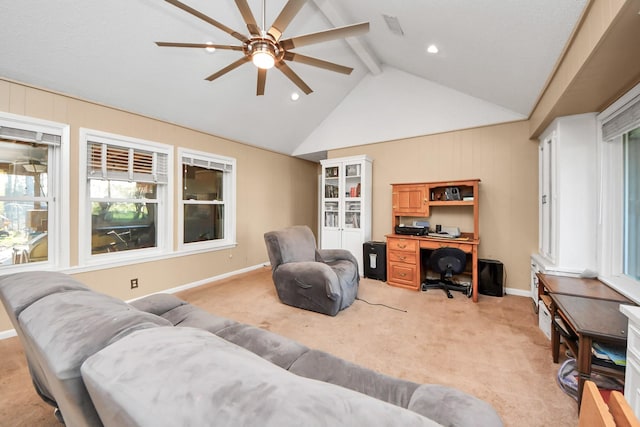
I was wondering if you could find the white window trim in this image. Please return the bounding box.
[0,112,70,272]
[597,82,640,302]
[78,128,173,267]
[178,147,236,253]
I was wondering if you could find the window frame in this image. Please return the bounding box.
[79,128,173,266]
[597,82,640,302]
[0,111,69,272]
[178,148,236,253]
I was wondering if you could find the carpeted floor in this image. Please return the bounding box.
[0,267,578,426]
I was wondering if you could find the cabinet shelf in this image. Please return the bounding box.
[429,200,474,207]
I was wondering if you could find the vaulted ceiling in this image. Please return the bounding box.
[0,0,588,161]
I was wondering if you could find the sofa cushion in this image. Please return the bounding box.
[215,323,310,369]
[19,290,171,427]
[408,384,504,427]
[139,297,311,370]
[81,327,443,427]
[289,349,420,409]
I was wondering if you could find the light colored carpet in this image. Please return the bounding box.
[0,267,577,426]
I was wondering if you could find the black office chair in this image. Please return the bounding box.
[421,247,472,299]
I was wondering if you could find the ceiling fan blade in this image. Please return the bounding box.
[155,42,243,51]
[234,0,261,36]
[280,22,369,50]
[205,56,251,81]
[257,68,267,96]
[275,61,312,94]
[268,0,306,42]
[165,0,249,43]
[283,52,353,75]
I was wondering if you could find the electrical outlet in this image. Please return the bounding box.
[130,278,138,289]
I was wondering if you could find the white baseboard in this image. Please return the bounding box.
[0,329,17,340]
[504,287,529,297]
[0,263,269,339]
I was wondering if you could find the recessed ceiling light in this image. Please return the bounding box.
[427,44,439,54]
[205,42,216,53]
[291,92,300,101]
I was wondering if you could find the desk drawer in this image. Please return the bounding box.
[388,262,419,289]
[387,238,417,252]
[388,250,417,264]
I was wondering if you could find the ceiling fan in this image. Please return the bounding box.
[156,0,369,95]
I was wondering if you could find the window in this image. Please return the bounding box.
[80,129,172,263]
[0,112,69,269]
[624,128,640,280]
[179,149,236,251]
[598,82,640,300]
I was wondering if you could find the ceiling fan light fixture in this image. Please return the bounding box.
[427,44,439,54]
[251,42,276,69]
[205,42,216,53]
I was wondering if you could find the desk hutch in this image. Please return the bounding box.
[386,179,481,302]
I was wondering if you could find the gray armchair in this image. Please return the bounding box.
[264,225,359,316]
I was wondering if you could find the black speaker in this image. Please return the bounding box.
[478,259,504,297]
[363,241,387,281]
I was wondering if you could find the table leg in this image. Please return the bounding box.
[472,246,478,302]
[576,334,592,409]
[551,305,560,363]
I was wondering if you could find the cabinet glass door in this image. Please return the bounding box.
[324,165,340,228]
[344,162,362,229]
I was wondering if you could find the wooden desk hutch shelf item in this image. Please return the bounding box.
[386,179,481,302]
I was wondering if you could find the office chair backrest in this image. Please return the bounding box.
[429,247,467,277]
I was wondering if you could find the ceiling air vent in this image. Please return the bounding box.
[383,14,404,36]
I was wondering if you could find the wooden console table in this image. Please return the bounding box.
[537,273,634,407]
[550,293,629,407]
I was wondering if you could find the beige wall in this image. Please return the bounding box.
[529,0,639,137]
[329,121,538,293]
[0,79,318,332]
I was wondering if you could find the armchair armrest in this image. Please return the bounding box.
[274,261,341,302]
[317,248,358,267]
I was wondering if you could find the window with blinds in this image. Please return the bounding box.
[179,149,236,249]
[597,82,640,298]
[0,112,68,269]
[80,129,172,261]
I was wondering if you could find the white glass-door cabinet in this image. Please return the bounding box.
[320,155,372,275]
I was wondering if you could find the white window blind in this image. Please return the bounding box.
[182,154,233,172]
[88,142,168,183]
[0,126,61,145]
[602,94,640,141]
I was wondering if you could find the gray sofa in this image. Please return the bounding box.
[0,271,503,427]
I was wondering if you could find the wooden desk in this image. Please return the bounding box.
[537,273,630,302]
[386,234,480,302]
[550,293,629,407]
